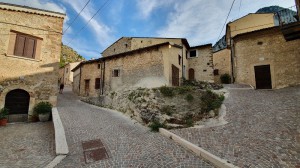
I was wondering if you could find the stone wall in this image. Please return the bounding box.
[233,27,300,88]
[0,6,64,121]
[188,45,214,82]
[213,49,231,83]
[101,37,132,57]
[61,62,80,85]
[103,46,168,93]
[79,63,101,97]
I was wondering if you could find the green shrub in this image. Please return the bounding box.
[159,86,174,97]
[0,107,9,119]
[176,86,193,94]
[148,120,165,132]
[201,91,224,113]
[33,102,52,115]
[185,94,194,102]
[185,118,194,127]
[220,73,231,84]
[160,105,173,116]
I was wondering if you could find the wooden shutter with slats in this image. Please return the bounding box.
[14,35,26,56]
[24,37,36,58]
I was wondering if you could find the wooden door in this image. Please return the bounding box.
[189,68,195,80]
[254,65,272,89]
[85,79,90,95]
[172,64,179,86]
[5,89,30,114]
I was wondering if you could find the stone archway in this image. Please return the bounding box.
[5,89,30,121]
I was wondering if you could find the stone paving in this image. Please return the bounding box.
[0,122,55,168]
[171,85,300,168]
[56,87,214,168]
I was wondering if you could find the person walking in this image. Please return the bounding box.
[59,83,64,94]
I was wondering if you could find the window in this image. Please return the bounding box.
[95,78,100,89]
[178,55,181,65]
[189,50,197,58]
[213,69,219,76]
[14,34,37,58]
[112,69,120,77]
[98,64,100,69]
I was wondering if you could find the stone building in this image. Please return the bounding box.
[233,27,300,89]
[212,49,231,83]
[0,3,65,121]
[59,62,81,85]
[72,37,214,97]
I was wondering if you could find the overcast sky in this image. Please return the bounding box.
[1,0,296,59]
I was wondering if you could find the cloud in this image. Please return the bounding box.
[136,0,175,19]
[62,0,114,48]
[0,0,66,13]
[156,0,296,46]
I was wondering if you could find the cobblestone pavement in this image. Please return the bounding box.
[56,88,214,168]
[0,122,55,168]
[172,85,300,168]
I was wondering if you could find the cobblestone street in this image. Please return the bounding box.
[56,88,214,168]
[172,85,300,168]
[0,122,55,168]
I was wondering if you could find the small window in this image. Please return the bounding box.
[207,63,210,65]
[213,69,219,76]
[95,78,100,89]
[203,69,207,72]
[189,50,197,58]
[112,69,120,77]
[125,43,128,48]
[98,64,100,69]
[178,55,181,65]
[14,34,37,58]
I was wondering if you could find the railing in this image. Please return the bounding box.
[275,5,298,26]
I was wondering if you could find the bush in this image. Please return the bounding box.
[185,94,194,102]
[176,86,193,94]
[160,105,173,116]
[185,118,194,127]
[33,102,52,115]
[0,107,9,119]
[159,86,174,97]
[201,90,224,113]
[220,73,231,84]
[148,120,165,132]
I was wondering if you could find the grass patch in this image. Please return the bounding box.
[201,90,225,113]
[159,86,174,97]
[185,94,194,102]
[148,120,165,132]
[160,105,173,116]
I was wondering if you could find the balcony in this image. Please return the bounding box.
[275,6,300,41]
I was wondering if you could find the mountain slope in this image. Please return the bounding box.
[60,44,85,67]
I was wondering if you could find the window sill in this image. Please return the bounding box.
[5,54,41,62]
[188,56,199,59]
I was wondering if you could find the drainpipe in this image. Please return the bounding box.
[230,38,235,83]
[181,46,184,84]
[101,61,105,95]
[79,65,82,95]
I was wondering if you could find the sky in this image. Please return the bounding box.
[1,0,296,60]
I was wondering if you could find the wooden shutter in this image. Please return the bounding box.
[14,35,26,56]
[24,37,36,58]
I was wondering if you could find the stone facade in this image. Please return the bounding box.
[233,27,300,89]
[188,45,214,82]
[59,62,81,85]
[74,38,214,97]
[0,3,65,121]
[79,62,101,97]
[213,49,231,83]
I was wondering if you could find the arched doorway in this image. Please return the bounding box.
[5,89,30,115]
[189,68,195,80]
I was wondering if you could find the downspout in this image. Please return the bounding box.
[181,45,184,84]
[99,61,102,95]
[79,65,82,95]
[230,38,235,83]
[101,61,105,95]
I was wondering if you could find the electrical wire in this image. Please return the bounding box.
[217,0,236,40]
[66,0,112,46]
[63,0,91,34]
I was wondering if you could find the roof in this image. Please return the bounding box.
[232,26,280,39]
[101,37,190,54]
[190,43,212,49]
[72,42,172,72]
[228,13,274,25]
[0,2,65,18]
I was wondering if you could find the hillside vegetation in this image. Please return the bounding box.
[60,44,85,67]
